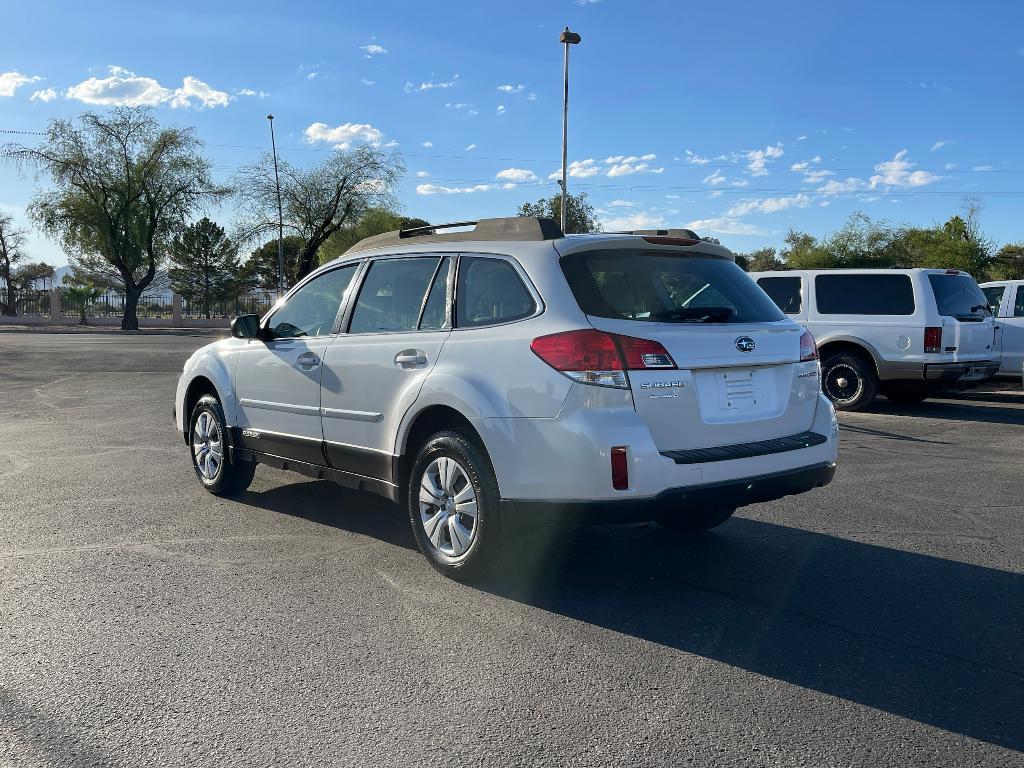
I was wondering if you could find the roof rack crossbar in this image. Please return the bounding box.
[399,220,478,238]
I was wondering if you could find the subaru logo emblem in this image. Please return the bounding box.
[735,336,756,353]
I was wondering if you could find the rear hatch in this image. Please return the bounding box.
[926,272,996,362]
[560,247,818,451]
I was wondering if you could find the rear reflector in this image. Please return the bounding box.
[924,326,942,353]
[531,329,676,388]
[799,330,818,362]
[611,446,629,490]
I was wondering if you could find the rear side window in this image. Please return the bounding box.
[456,257,536,327]
[1015,287,1024,318]
[560,250,785,323]
[757,276,802,314]
[815,274,915,315]
[927,273,989,322]
[349,257,439,333]
[982,286,1005,316]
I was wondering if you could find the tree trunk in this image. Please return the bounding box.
[122,288,141,331]
[2,283,15,316]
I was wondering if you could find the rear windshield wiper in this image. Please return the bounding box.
[649,306,735,323]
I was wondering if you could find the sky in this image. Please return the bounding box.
[2,0,1024,267]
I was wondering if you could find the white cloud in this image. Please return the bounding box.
[361,78,375,86]
[30,88,57,103]
[236,88,269,98]
[944,163,957,170]
[64,67,229,109]
[416,183,494,195]
[743,143,784,176]
[605,154,662,177]
[726,193,812,217]
[303,122,384,149]
[790,156,833,184]
[526,92,537,101]
[496,168,538,183]
[360,44,387,56]
[464,143,477,151]
[796,135,808,141]
[973,164,993,172]
[686,217,765,236]
[421,140,433,148]
[415,171,429,177]
[599,211,665,231]
[930,140,952,152]
[405,74,459,92]
[307,72,319,80]
[868,150,942,189]
[703,170,727,186]
[384,140,399,148]
[684,150,711,165]
[497,84,524,93]
[0,71,42,97]
[817,178,865,194]
[607,199,638,208]
[496,104,506,114]
[708,191,723,198]
[547,158,601,180]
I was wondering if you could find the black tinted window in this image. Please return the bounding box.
[561,251,784,323]
[982,286,1005,316]
[457,257,536,327]
[1015,288,1024,318]
[757,276,802,314]
[815,274,915,315]
[267,265,357,338]
[349,257,439,333]
[928,273,989,321]
[419,257,451,330]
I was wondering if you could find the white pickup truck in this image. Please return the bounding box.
[749,268,1000,409]
[980,279,1024,379]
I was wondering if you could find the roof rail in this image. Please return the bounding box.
[605,227,702,240]
[346,216,564,254]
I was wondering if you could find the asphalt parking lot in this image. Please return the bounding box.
[1,331,1022,767]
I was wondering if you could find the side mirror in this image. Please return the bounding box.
[231,314,262,340]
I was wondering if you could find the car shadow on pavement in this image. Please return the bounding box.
[483,518,1024,751]
[866,398,1024,425]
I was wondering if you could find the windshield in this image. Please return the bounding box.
[560,250,785,324]
[927,273,989,322]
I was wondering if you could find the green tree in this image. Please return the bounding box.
[241,235,305,291]
[738,246,784,272]
[319,208,430,264]
[0,212,28,315]
[12,262,55,290]
[5,107,226,330]
[780,229,834,269]
[168,217,242,319]
[517,191,601,234]
[60,276,104,326]
[988,243,1024,281]
[235,145,405,285]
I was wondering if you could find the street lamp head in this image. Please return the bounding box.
[266,114,274,121]
[560,27,581,44]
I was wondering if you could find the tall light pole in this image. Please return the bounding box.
[559,27,581,234]
[267,114,285,296]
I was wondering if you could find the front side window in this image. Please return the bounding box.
[982,286,1005,316]
[456,257,536,327]
[815,274,915,316]
[757,276,803,314]
[266,265,358,339]
[927,273,989,322]
[349,257,440,334]
[560,250,785,324]
[1014,287,1024,318]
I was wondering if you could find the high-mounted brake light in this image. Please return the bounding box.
[642,236,701,247]
[945,269,960,275]
[530,329,676,388]
[799,330,818,362]
[924,326,942,353]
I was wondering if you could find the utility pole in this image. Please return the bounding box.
[267,114,285,296]
[559,27,581,233]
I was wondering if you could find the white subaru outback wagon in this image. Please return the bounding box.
[175,218,838,580]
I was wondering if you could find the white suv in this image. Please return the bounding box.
[175,218,838,579]
[750,268,1000,410]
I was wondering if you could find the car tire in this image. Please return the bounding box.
[657,507,736,533]
[883,384,928,405]
[821,353,879,411]
[189,395,256,496]
[408,430,502,582]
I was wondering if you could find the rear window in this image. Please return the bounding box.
[560,250,785,324]
[757,276,802,314]
[927,273,989,322]
[815,274,915,315]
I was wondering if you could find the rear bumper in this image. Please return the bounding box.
[501,461,836,525]
[924,361,999,384]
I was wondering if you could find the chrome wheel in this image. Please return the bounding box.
[418,457,478,559]
[192,410,223,481]
[824,362,862,406]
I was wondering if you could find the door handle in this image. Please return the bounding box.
[395,349,428,368]
[296,352,320,370]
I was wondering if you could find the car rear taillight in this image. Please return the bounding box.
[799,330,818,362]
[611,446,629,490]
[924,326,942,353]
[530,329,676,388]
